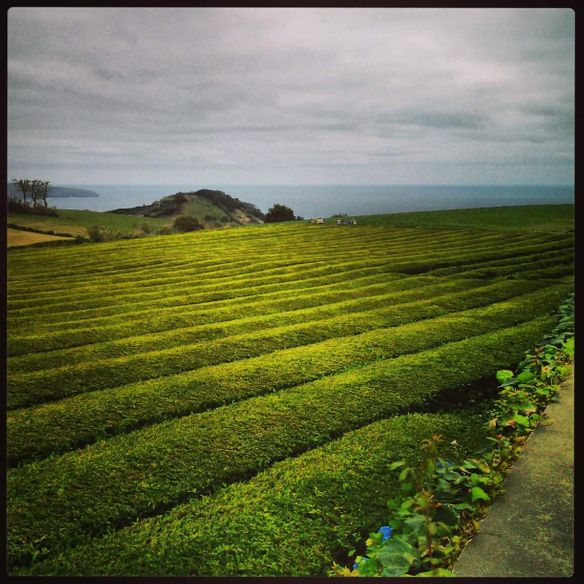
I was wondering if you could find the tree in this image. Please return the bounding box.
[11,178,31,204]
[37,180,50,207]
[11,178,50,207]
[30,179,41,206]
[173,215,203,232]
[264,204,295,223]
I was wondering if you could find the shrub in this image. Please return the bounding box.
[15,410,486,576]
[7,197,59,216]
[6,316,556,569]
[265,204,295,222]
[173,216,202,232]
[86,225,122,242]
[139,223,156,235]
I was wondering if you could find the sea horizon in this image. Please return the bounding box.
[41,183,574,218]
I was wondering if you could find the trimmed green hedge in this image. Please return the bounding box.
[7,282,566,439]
[8,234,568,329]
[7,315,556,568]
[16,410,490,576]
[9,276,487,374]
[8,277,524,403]
[7,227,460,307]
[7,272,412,354]
[6,226,509,286]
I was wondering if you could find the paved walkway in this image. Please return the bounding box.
[454,370,574,577]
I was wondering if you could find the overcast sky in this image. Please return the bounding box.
[7,7,574,185]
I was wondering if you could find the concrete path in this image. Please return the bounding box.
[454,370,574,577]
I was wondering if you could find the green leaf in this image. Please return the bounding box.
[562,337,574,357]
[517,370,536,383]
[496,369,514,384]
[389,460,406,471]
[376,536,420,575]
[512,413,530,427]
[471,486,490,502]
[433,504,459,527]
[416,568,454,577]
[404,513,426,534]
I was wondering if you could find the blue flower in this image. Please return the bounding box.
[437,460,453,469]
[352,562,359,570]
[378,525,393,542]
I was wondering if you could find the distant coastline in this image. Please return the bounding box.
[26,184,574,217]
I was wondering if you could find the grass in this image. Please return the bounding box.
[351,204,574,232]
[7,209,169,237]
[7,227,73,247]
[6,205,574,575]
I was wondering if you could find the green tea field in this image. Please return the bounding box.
[7,210,574,576]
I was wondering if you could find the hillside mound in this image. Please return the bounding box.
[110,189,265,227]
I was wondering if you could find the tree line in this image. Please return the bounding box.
[11,178,51,207]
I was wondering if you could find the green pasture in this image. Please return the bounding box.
[7,208,169,237]
[6,205,574,575]
[351,204,574,232]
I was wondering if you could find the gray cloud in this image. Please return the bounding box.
[7,7,574,185]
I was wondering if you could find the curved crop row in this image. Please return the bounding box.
[8,232,566,313]
[11,276,545,375]
[8,282,565,461]
[7,225,432,286]
[427,246,573,277]
[6,225,508,281]
[7,226,447,295]
[5,228,553,302]
[7,315,555,569]
[442,254,573,280]
[9,276,489,375]
[6,230,533,324]
[7,272,414,354]
[7,282,566,412]
[16,410,488,576]
[7,235,571,331]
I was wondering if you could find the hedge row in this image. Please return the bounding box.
[15,410,490,576]
[8,238,411,311]
[7,315,556,569]
[427,246,573,277]
[7,272,417,354]
[8,282,566,413]
[8,255,391,318]
[443,253,574,281]
[8,281,562,462]
[512,264,575,281]
[9,233,566,327]
[6,226,438,289]
[9,276,488,375]
[7,226,457,301]
[9,226,563,290]
[6,226,503,283]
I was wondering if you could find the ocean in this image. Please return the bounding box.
[47,184,574,218]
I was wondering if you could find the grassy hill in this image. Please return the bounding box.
[7,189,265,246]
[110,189,265,228]
[7,204,574,575]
